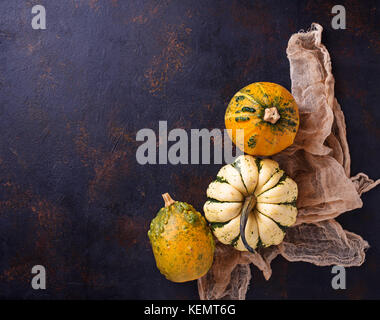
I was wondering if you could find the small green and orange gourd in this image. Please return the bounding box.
[148,193,214,283]
[225,82,299,156]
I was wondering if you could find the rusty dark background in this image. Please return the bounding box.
[0,0,379,299]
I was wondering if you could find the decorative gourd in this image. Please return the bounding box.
[148,193,215,282]
[204,155,298,252]
[225,82,299,156]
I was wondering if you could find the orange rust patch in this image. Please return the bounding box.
[32,200,66,245]
[110,215,149,251]
[0,182,70,289]
[73,123,98,167]
[26,40,41,54]
[88,0,100,11]
[108,125,137,146]
[0,181,32,211]
[132,15,148,24]
[71,121,135,202]
[88,150,130,201]
[0,264,30,283]
[124,1,170,25]
[38,64,58,90]
[230,1,276,35]
[144,24,191,95]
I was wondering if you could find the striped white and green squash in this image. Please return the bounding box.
[204,155,298,252]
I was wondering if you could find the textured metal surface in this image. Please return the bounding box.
[0,0,379,299]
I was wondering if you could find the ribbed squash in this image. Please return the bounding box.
[204,155,298,252]
[148,193,214,282]
[225,82,299,156]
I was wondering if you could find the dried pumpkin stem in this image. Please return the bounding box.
[240,195,257,253]
[162,193,175,207]
[263,107,280,124]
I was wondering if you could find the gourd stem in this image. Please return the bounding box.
[162,193,175,207]
[240,195,257,253]
[263,107,280,124]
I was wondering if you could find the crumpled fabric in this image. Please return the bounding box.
[198,23,379,300]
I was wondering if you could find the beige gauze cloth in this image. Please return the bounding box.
[198,23,380,300]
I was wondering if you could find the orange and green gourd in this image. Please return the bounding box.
[148,193,215,283]
[225,82,299,156]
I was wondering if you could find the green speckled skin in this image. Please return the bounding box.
[148,201,214,283]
